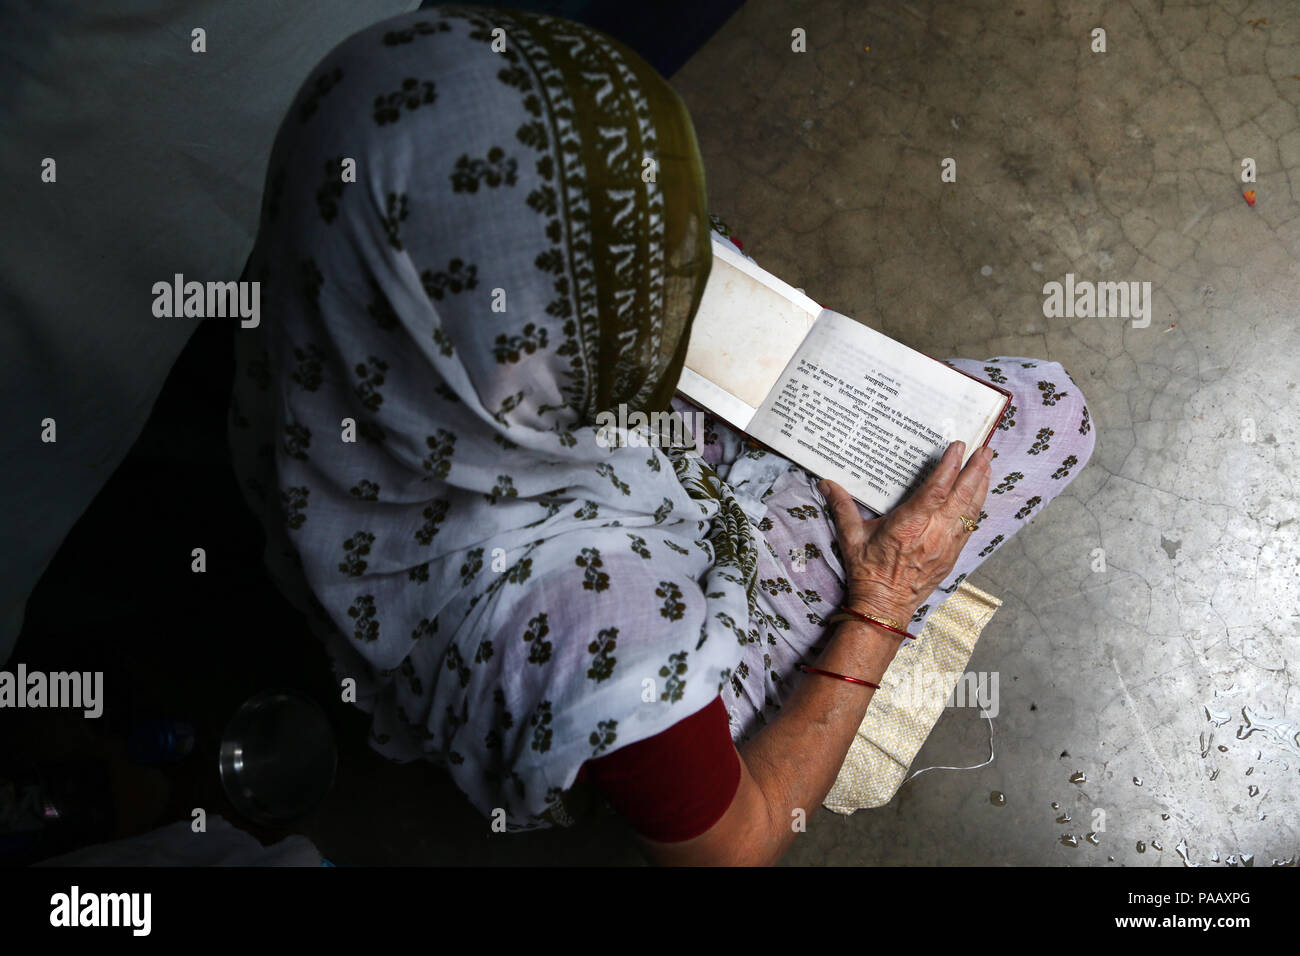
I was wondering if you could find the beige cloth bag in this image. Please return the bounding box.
[824,581,1002,813]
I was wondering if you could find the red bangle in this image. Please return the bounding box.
[836,605,913,640]
[798,663,880,690]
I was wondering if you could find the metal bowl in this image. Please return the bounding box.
[218,690,337,827]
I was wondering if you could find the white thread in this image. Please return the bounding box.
[901,711,995,784]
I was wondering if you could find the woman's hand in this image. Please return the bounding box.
[820,440,993,625]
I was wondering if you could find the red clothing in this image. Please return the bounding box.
[575,695,739,843]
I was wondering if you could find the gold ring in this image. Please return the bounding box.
[958,515,977,534]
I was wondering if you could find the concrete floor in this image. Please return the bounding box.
[666,0,1300,865]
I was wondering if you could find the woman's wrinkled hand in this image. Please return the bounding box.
[819,441,993,626]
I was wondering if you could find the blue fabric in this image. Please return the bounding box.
[419,0,744,77]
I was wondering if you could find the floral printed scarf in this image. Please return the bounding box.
[229,6,758,829]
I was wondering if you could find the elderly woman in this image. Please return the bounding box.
[229,7,1094,865]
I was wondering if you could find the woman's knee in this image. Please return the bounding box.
[945,356,1096,470]
[977,356,1093,470]
[1013,359,1096,470]
[1044,361,1096,465]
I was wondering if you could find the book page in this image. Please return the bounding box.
[678,236,820,417]
[676,366,759,431]
[747,310,1006,514]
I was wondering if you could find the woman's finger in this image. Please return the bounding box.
[944,446,993,521]
[910,440,965,513]
[818,478,865,552]
[953,456,992,538]
[969,460,992,520]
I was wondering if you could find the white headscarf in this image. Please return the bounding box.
[229,6,759,829]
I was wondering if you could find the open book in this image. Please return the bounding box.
[676,236,1011,515]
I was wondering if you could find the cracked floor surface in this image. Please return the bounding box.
[666,0,1300,865]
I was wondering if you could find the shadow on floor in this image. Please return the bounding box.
[7,317,641,865]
